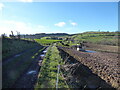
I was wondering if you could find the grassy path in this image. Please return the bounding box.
[35,45,69,89]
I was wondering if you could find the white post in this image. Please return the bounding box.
[56,65,60,89]
[77,44,79,51]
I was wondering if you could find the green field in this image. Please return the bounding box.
[74,32,119,45]
[34,39,62,45]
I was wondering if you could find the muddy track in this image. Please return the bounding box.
[12,47,47,89]
[58,46,120,89]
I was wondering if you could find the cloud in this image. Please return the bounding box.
[19,0,33,2]
[0,3,4,11]
[0,20,35,35]
[69,20,77,26]
[71,22,77,26]
[54,22,66,27]
[0,20,52,35]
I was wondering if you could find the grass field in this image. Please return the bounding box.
[58,32,119,47]
[72,32,119,46]
[34,39,62,45]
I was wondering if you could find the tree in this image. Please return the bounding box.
[9,31,15,39]
[1,33,7,38]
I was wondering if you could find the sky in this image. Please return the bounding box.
[0,1,118,35]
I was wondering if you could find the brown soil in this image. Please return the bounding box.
[84,43,119,53]
[58,46,120,89]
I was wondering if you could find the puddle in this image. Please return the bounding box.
[40,54,45,57]
[38,60,43,66]
[43,50,47,53]
[14,54,21,57]
[27,70,36,75]
[40,54,45,59]
[85,50,96,53]
[38,60,42,63]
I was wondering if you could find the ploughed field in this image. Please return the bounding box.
[84,43,119,53]
[58,46,120,89]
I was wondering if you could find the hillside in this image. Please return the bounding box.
[57,31,119,47]
[20,33,69,39]
[71,31,119,46]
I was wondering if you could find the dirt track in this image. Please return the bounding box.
[12,47,47,89]
[58,46,120,89]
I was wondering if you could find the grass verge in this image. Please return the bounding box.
[35,45,69,89]
[2,38,40,60]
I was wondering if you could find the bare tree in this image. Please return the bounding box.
[1,33,7,38]
[9,31,15,39]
